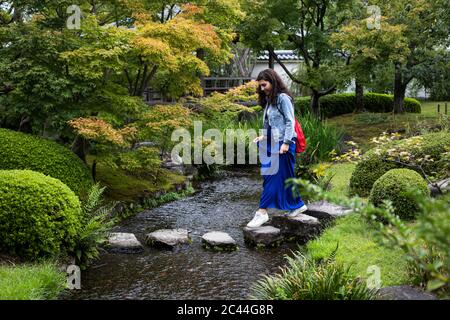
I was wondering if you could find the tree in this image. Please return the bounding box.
[371,0,450,113]
[238,0,357,117]
[330,7,409,112]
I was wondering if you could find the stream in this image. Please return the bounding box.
[62,167,300,300]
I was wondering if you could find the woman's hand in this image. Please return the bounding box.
[253,135,264,144]
[279,143,290,154]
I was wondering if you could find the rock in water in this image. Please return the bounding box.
[243,226,283,248]
[305,200,352,222]
[271,213,321,243]
[202,231,238,251]
[146,229,191,249]
[378,285,437,300]
[107,232,144,253]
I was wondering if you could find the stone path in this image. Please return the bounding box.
[106,201,352,252]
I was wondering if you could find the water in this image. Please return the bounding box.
[62,167,300,300]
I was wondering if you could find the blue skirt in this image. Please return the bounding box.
[257,126,305,210]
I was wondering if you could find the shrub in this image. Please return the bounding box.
[350,131,450,196]
[369,169,430,220]
[0,128,93,197]
[294,93,421,118]
[296,111,345,165]
[372,191,450,297]
[0,170,83,260]
[249,250,376,300]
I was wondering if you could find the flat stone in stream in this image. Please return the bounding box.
[305,200,353,222]
[243,226,283,248]
[107,232,144,254]
[145,229,191,249]
[271,213,322,242]
[202,231,238,251]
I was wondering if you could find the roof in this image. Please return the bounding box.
[257,50,301,61]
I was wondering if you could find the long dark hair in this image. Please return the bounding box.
[256,68,294,107]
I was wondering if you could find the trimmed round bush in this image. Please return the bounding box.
[0,128,93,196]
[350,131,450,196]
[369,169,429,220]
[0,170,83,259]
[294,93,421,118]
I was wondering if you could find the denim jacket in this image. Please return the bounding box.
[262,93,297,145]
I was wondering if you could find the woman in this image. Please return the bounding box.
[246,69,307,228]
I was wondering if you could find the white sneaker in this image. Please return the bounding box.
[246,210,269,228]
[287,204,308,218]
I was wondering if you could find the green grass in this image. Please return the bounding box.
[305,162,408,287]
[306,214,409,287]
[325,162,356,199]
[326,100,446,151]
[0,261,66,300]
[420,100,448,117]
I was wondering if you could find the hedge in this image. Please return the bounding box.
[350,131,450,196]
[0,128,93,196]
[369,169,429,220]
[0,170,83,260]
[294,93,421,118]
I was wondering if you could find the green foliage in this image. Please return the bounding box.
[296,111,345,165]
[350,131,450,196]
[371,191,450,297]
[116,147,162,180]
[71,183,116,270]
[0,170,83,260]
[354,113,389,125]
[286,177,449,297]
[369,169,430,220]
[249,250,377,300]
[294,93,422,118]
[0,261,66,300]
[0,128,93,197]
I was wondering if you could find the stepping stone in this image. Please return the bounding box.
[378,285,437,300]
[202,231,238,251]
[243,226,283,248]
[145,229,191,249]
[271,213,322,242]
[107,232,144,254]
[305,200,353,222]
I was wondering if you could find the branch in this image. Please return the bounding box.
[268,48,309,87]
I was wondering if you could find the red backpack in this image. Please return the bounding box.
[275,95,307,154]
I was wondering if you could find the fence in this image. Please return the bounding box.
[143,77,255,105]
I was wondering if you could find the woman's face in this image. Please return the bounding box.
[258,80,272,95]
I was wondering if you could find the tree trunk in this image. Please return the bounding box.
[18,115,32,133]
[268,48,274,69]
[354,78,365,113]
[71,135,87,163]
[393,63,407,114]
[310,91,320,118]
[197,48,206,97]
[92,159,97,182]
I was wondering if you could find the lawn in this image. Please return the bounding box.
[306,214,409,286]
[305,161,410,287]
[325,100,447,151]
